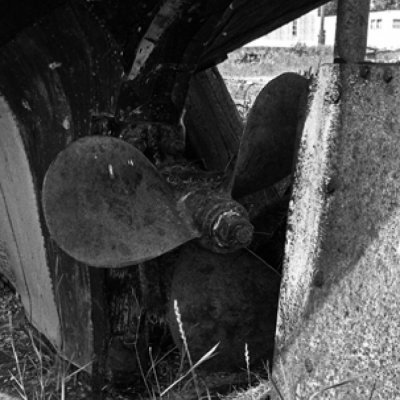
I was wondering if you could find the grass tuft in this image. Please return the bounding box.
[3,311,92,400]
[159,300,219,398]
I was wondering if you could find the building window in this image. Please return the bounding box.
[292,20,298,36]
[376,19,382,29]
[393,19,400,29]
[370,19,375,29]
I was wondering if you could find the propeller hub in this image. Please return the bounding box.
[233,224,254,245]
[212,211,253,249]
[182,191,254,253]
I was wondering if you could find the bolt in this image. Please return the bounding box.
[304,358,313,373]
[233,224,254,245]
[325,83,341,104]
[326,176,338,195]
[213,213,253,249]
[184,191,254,252]
[383,68,393,83]
[164,139,185,155]
[313,270,324,287]
[359,65,370,80]
[215,218,230,242]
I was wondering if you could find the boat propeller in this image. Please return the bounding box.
[42,136,253,267]
[42,73,307,268]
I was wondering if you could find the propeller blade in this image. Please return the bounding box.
[42,136,199,267]
[167,243,281,371]
[232,73,309,199]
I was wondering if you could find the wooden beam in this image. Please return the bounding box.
[0,0,66,47]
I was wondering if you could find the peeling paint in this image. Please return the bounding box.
[108,163,114,179]
[21,100,31,111]
[129,0,187,80]
[49,61,62,70]
[0,94,61,348]
[62,117,70,130]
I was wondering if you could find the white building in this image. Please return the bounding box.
[246,8,400,50]
[246,8,320,48]
[366,9,400,48]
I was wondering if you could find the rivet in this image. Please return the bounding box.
[360,65,370,80]
[326,177,338,195]
[305,358,313,373]
[325,85,341,104]
[383,69,393,83]
[313,270,324,288]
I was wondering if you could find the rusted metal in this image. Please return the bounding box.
[233,73,309,198]
[42,135,254,266]
[167,243,280,372]
[0,0,333,382]
[334,0,370,62]
[42,136,199,267]
[118,121,186,166]
[160,162,254,251]
[182,190,254,252]
[114,0,234,163]
[185,67,243,171]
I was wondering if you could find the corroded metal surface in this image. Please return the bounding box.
[0,0,328,379]
[43,134,256,265]
[274,64,400,399]
[43,136,198,267]
[168,242,281,372]
[184,190,253,252]
[233,73,308,198]
[185,67,243,171]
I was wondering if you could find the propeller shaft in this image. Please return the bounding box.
[181,190,254,252]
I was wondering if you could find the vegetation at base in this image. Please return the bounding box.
[324,0,400,16]
[324,1,338,16]
[218,45,333,78]
[218,45,330,121]
[370,0,400,10]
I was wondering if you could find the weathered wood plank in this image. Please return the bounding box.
[0,0,66,47]
[0,3,122,369]
[1,0,328,72]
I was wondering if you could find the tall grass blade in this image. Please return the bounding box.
[160,343,219,397]
[308,377,357,400]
